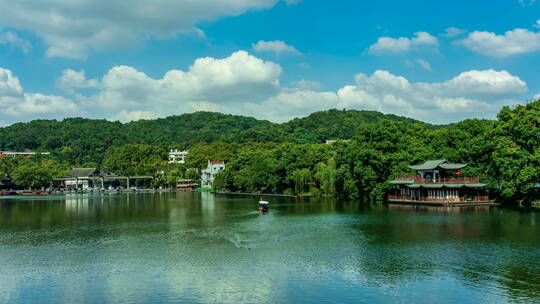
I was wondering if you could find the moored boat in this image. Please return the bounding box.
[20,190,50,196]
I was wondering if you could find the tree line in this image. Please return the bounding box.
[0,101,538,204]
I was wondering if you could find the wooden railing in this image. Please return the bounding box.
[388,195,412,200]
[388,195,490,202]
[394,175,480,183]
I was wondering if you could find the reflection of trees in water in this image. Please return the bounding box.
[0,194,175,227]
[0,194,177,245]
[273,196,371,215]
[1,195,539,302]
[350,206,540,301]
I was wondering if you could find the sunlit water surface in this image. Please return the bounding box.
[0,192,539,303]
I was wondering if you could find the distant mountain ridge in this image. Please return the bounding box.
[0,109,429,162]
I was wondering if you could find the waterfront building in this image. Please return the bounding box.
[56,168,153,190]
[168,150,188,164]
[201,161,225,188]
[62,168,110,190]
[0,151,50,158]
[388,159,490,206]
[176,179,198,191]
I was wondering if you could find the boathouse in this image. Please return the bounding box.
[388,159,490,206]
[54,168,153,190]
[176,179,198,191]
[59,168,115,190]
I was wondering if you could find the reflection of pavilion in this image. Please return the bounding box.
[54,168,153,190]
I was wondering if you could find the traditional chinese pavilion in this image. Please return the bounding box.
[388,159,491,206]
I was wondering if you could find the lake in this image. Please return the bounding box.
[0,192,539,303]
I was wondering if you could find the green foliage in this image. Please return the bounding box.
[103,144,167,176]
[1,101,539,203]
[315,158,338,196]
[290,168,312,194]
[11,159,68,189]
[0,110,424,165]
[0,157,21,176]
[208,101,540,203]
[489,101,540,204]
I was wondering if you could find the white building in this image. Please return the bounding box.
[168,149,188,164]
[201,161,225,188]
[0,151,50,158]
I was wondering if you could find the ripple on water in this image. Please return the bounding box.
[1,195,540,304]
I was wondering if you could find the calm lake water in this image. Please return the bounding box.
[0,192,539,304]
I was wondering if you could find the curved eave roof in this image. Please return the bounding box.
[439,163,467,170]
[408,159,468,171]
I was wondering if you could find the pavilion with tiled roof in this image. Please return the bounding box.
[387,159,491,206]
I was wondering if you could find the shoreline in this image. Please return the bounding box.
[212,191,312,198]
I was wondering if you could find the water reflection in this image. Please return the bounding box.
[0,193,539,303]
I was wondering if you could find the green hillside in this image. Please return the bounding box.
[0,109,424,163]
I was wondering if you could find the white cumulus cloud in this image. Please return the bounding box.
[66,51,281,119]
[3,52,526,125]
[0,67,79,120]
[0,68,23,96]
[234,69,527,123]
[0,0,284,59]
[369,32,438,55]
[252,40,301,55]
[57,69,99,94]
[441,69,526,96]
[459,27,540,58]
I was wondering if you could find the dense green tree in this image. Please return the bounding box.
[103,144,167,176]
[1,102,539,203]
[290,168,312,194]
[11,159,67,189]
[489,101,540,204]
[0,157,21,176]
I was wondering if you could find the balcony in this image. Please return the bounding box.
[388,195,490,203]
[394,175,480,184]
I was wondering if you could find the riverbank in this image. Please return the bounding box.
[213,191,312,198]
[0,189,177,196]
[52,188,175,194]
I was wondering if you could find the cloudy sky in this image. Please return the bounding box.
[0,0,539,126]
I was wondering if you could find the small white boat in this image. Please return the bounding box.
[258,199,269,212]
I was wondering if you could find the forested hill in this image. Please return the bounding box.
[280,109,425,142]
[0,109,425,162]
[1,101,538,204]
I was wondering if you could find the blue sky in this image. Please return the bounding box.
[0,0,539,126]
